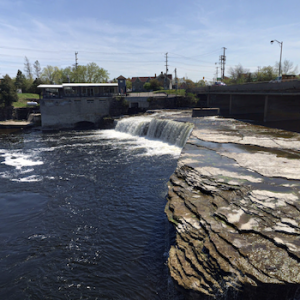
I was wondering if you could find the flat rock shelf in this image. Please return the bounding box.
[165,116,300,300]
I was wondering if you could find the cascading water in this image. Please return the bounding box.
[115,115,193,148]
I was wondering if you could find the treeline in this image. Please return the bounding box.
[224,60,299,85]
[0,57,109,107]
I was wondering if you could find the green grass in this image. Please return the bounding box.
[153,89,185,96]
[13,93,40,108]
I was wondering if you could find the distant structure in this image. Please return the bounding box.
[117,75,127,94]
[38,78,126,131]
[131,72,172,92]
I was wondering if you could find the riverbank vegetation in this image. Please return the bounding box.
[0,57,109,108]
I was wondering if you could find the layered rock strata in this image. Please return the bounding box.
[166,117,300,299]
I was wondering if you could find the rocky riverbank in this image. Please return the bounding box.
[166,116,300,299]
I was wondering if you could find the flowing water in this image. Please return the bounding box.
[0,114,192,300]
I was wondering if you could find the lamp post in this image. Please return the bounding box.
[270,40,283,77]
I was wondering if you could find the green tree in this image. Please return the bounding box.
[185,79,196,89]
[195,79,206,87]
[149,79,163,91]
[86,62,109,82]
[29,77,44,94]
[0,74,18,107]
[257,66,276,81]
[143,82,151,91]
[126,78,132,90]
[14,69,26,90]
[41,65,62,84]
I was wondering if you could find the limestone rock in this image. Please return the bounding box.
[166,117,300,299]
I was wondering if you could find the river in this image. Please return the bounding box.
[0,113,193,300]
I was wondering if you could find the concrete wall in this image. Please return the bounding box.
[208,94,230,115]
[194,80,300,94]
[230,95,265,115]
[40,97,111,130]
[266,95,300,122]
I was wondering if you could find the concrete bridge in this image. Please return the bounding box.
[192,80,300,123]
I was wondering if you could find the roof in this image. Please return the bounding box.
[37,84,63,89]
[38,83,118,89]
[117,75,126,80]
[131,74,172,83]
[131,77,155,83]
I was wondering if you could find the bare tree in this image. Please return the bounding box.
[33,60,41,78]
[24,56,33,81]
[275,60,298,75]
[228,64,249,83]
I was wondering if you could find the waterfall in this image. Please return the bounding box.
[115,116,193,147]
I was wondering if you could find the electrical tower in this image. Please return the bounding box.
[215,62,219,81]
[165,53,168,75]
[75,52,78,69]
[219,47,226,80]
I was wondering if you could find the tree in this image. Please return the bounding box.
[228,64,249,84]
[257,66,276,81]
[279,60,298,75]
[41,65,61,84]
[86,62,109,83]
[33,60,42,78]
[0,74,18,107]
[185,79,196,89]
[149,79,163,91]
[126,78,132,90]
[24,56,33,81]
[195,80,206,87]
[29,77,44,94]
[14,69,26,90]
[143,82,151,91]
[41,63,109,84]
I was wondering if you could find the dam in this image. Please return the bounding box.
[1,110,300,299]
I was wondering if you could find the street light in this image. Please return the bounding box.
[270,40,283,77]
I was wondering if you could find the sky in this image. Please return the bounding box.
[0,0,299,83]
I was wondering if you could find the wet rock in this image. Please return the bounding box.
[166,117,300,299]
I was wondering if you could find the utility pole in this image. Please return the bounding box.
[75,52,78,70]
[165,52,168,75]
[219,47,226,80]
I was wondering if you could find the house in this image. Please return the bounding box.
[38,81,121,131]
[131,72,172,92]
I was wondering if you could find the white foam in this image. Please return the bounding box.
[12,175,43,182]
[100,130,182,157]
[1,152,43,169]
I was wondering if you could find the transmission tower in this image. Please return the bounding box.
[165,52,168,74]
[215,62,219,80]
[219,47,226,80]
[75,52,78,70]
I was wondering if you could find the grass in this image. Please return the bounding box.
[13,93,40,108]
[153,89,185,96]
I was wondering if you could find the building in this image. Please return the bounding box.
[38,82,120,130]
[131,72,172,92]
[117,75,127,94]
